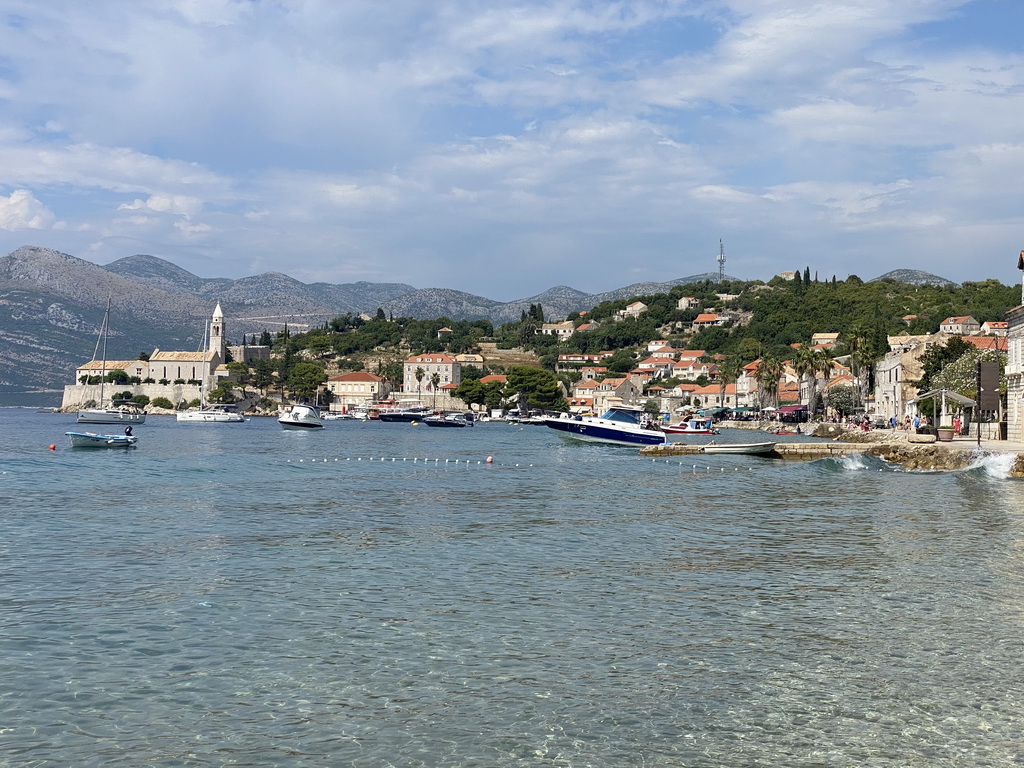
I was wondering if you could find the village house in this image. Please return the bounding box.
[872,333,949,422]
[637,356,675,375]
[810,332,840,348]
[326,371,387,410]
[939,315,981,335]
[615,301,648,321]
[981,321,1008,336]
[556,353,605,372]
[403,353,461,397]
[676,296,700,310]
[689,383,738,410]
[691,313,722,331]
[537,321,576,339]
[591,376,642,412]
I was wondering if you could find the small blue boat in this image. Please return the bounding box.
[65,431,138,448]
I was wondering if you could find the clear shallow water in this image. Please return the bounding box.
[2,410,1024,767]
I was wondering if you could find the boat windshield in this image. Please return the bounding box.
[600,407,643,424]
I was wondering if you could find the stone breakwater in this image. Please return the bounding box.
[643,421,1024,477]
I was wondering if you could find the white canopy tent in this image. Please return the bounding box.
[908,389,976,426]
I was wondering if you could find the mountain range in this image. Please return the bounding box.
[0,245,955,405]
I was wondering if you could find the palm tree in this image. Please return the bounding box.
[755,355,783,409]
[717,355,744,410]
[415,366,425,402]
[430,372,441,410]
[812,348,835,417]
[793,346,818,411]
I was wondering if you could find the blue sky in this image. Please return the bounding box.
[1,0,1023,300]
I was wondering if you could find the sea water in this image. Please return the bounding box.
[2,409,1024,767]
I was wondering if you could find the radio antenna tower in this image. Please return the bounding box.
[717,239,726,282]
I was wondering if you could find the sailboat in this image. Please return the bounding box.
[77,297,146,425]
[176,320,245,423]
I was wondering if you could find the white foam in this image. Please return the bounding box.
[968,452,1017,479]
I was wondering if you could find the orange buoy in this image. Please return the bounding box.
[49,444,56,451]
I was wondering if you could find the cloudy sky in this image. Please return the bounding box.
[1,1,1022,300]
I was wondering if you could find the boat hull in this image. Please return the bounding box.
[77,408,146,425]
[701,442,777,455]
[278,405,324,429]
[544,416,667,447]
[65,431,138,448]
[177,409,245,423]
[378,411,429,422]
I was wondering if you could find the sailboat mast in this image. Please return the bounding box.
[98,297,111,407]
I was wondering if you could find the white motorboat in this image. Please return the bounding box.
[76,298,146,425]
[543,405,667,447]
[177,403,246,423]
[66,431,138,448]
[279,403,324,429]
[663,417,719,435]
[423,412,473,427]
[701,441,777,455]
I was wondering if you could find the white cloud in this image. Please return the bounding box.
[0,0,1022,295]
[0,190,56,230]
[118,194,203,217]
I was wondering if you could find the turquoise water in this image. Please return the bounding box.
[2,410,1024,766]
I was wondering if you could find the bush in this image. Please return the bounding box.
[150,397,174,410]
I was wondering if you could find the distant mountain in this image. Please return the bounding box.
[0,244,968,405]
[871,269,957,287]
[381,273,735,324]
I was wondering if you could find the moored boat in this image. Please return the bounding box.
[543,406,667,447]
[662,417,719,435]
[278,403,324,429]
[177,403,246,423]
[701,441,777,455]
[76,298,146,425]
[65,430,138,448]
[424,412,473,427]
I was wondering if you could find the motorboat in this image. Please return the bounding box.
[177,403,246,423]
[662,417,719,435]
[424,412,473,427]
[378,407,431,423]
[278,403,324,429]
[322,411,354,420]
[65,431,138,448]
[701,441,777,455]
[543,405,668,447]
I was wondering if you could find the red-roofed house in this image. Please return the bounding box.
[327,371,387,409]
[939,316,981,335]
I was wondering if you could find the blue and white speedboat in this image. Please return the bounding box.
[543,405,667,447]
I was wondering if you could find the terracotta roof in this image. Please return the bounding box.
[329,371,382,382]
[76,359,143,371]
[963,336,1007,351]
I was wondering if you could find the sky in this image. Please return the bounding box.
[1,0,1023,301]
